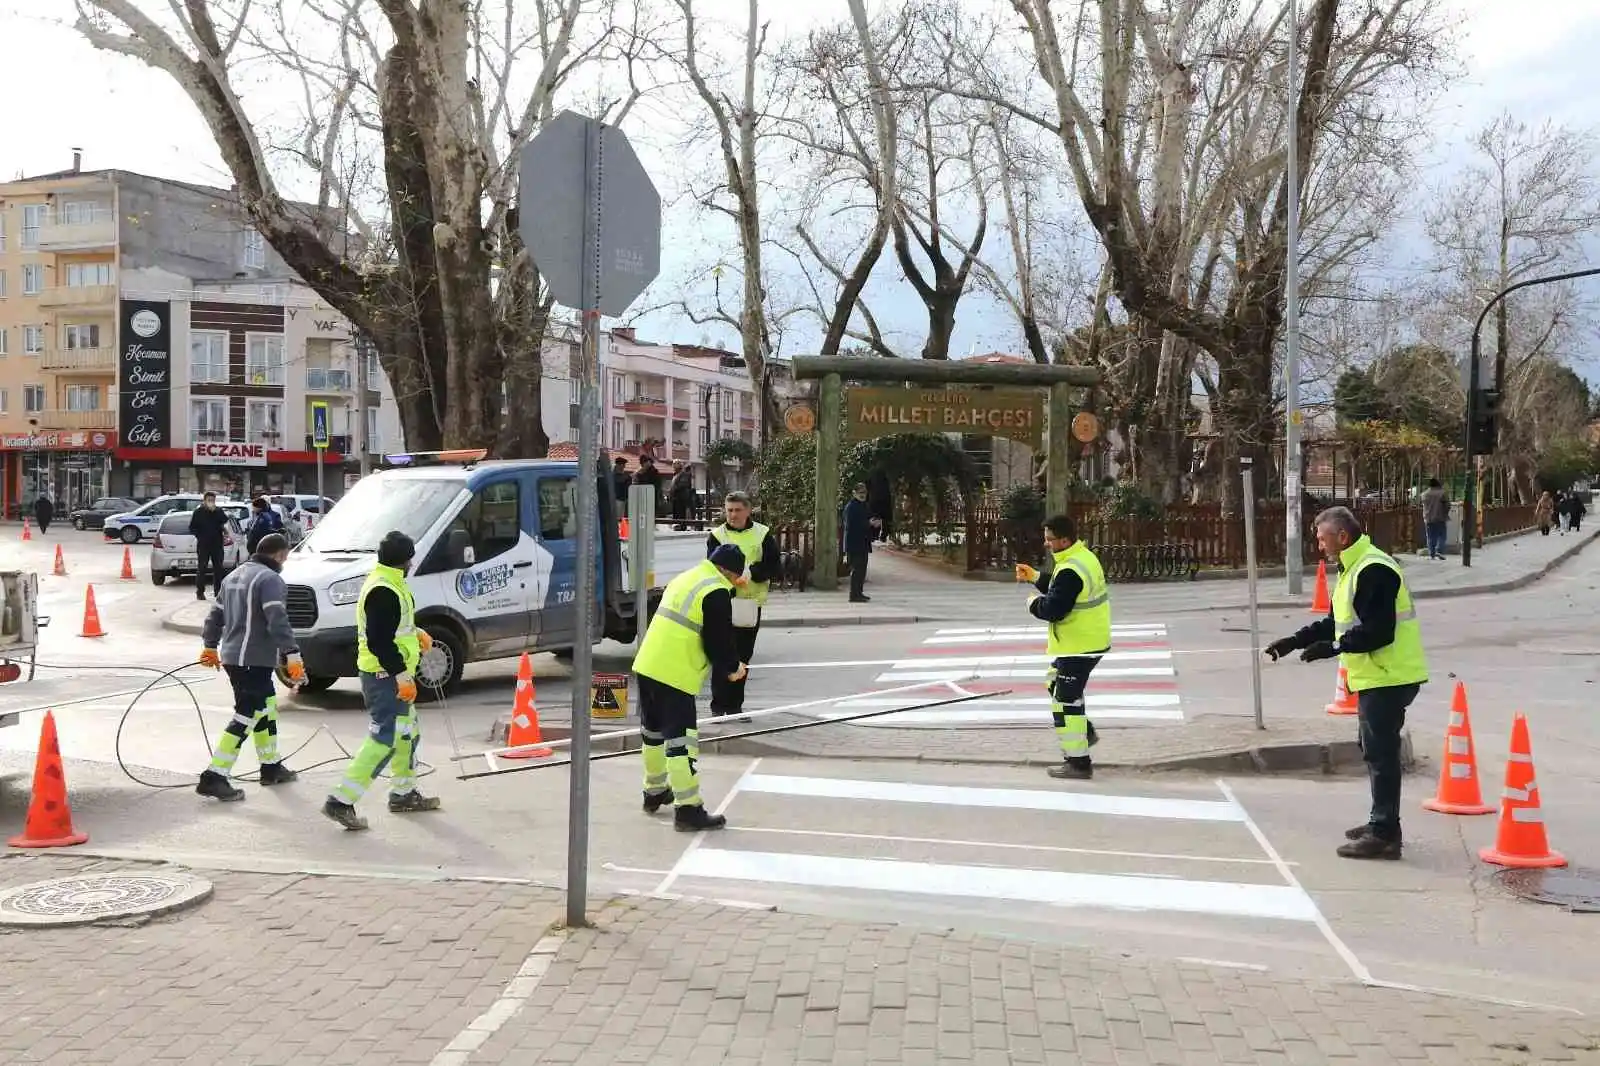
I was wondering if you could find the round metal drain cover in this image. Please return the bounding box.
[0,873,213,927]
[1496,867,1600,913]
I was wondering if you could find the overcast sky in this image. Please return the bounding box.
[4,0,1597,360]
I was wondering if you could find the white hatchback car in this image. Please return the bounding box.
[149,511,246,586]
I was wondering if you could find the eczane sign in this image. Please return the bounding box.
[193,441,267,467]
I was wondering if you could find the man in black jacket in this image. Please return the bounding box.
[841,482,881,603]
[188,492,232,601]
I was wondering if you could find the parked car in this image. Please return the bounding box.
[103,494,231,544]
[149,511,245,586]
[70,496,141,531]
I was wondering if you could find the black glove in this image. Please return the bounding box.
[1265,637,1297,662]
[1300,641,1338,663]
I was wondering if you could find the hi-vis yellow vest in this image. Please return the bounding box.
[1333,536,1428,692]
[356,564,421,675]
[635,559,733,694]
[711,521,770,604]
[1044,541,1112,656]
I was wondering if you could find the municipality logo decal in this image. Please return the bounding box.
[455,570,479,600]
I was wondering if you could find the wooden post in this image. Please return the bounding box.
[812,373,842,590]
[1046,382,1074,517]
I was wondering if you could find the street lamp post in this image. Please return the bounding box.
[1283,0,1305,596]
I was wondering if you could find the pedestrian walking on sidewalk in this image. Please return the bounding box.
[1265,506,1428,860]
[1420,478,1449,559]
[32,492,53,535]
[1016,514,1109,781]
[706,492,779,719]
[1536,491,1555,535]
[1564,492,1586,533]
[323,530,441,830]
[194,532,303,802]
[635,544,748,832]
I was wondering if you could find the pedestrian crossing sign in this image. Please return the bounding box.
[311,401,330,450]
[591,672,628,719]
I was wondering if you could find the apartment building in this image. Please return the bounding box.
[0,159,398,513]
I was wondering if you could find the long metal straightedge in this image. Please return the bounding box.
[456,688,1010,781]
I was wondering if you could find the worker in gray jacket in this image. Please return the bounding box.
[194,532,306,801]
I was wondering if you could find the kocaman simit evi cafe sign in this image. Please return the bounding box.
[118,300,173,448]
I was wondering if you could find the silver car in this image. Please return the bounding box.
[149,511,246,587]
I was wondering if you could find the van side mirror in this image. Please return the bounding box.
[447,528,474,568]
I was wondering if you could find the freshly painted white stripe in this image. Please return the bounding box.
[877,666,1175,681]
[654,758,762,897]
[727,825,1286,866]
[889,651,1171,668]
[925,631,1166,645]
[830,694,1182,709]
[826,707,1187,726]
[675,850,1318,923]
[740,774,1242,822]
[934,624,1167,635]
[1178,958,1271,972]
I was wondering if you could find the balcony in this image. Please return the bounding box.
[38,284,116,310]
[38,211,116,251]
[622,396,668,415]
[673,406,690,420]
[40,409,114,431]
[305,367,353,392]
[40,347,115,372]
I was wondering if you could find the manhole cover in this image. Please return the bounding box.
[1496,867,1600,913]
[0,873,213,927]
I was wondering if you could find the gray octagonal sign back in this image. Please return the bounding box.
[519,111,662,318]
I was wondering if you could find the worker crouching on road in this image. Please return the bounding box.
[323,530,441,830]
[706,491,779,719]
[1266,506,1428,860]
[1017,514,1109,781]
[637,543,748,832]
[195,532,303,802]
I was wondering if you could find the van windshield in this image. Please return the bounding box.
[301,476,464,553]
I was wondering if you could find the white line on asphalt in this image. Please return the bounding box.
[750,651,1172,671]
[1178,957,1272,972]
[429,933,566,1066]
[933,623,1167,635]
[726,825,1291,866]
[878,667,1175,681]
[741,774,1244,822]
[828,694,1182,708]
[600,863,673,876]
[653,756,763,898]
[673,850,1320,923]
[1214,780,1372,983]
[813,707,1187,726]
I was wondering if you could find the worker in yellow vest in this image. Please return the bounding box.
[1267,506,1427,860]
[1016,514,1110,780]
[636,544,749,831]
[705,491,779,719]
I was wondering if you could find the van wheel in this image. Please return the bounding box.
[418,626,466,700]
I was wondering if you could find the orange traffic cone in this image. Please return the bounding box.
[1325,663,1358,716]
[1422,682,1496,816]
[79,586,105,639]
[619,516,630,540]
[7,711,89,849]
[119,546,135,581]
[1310,560,1331,614]
[1480,714,1565,868]
[20,517,31,542]
[501,652,552,760]
[52,545,66,577]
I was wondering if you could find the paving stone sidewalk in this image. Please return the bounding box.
[2,854,1597,1065]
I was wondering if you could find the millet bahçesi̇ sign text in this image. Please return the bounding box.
[845,386,1044,448]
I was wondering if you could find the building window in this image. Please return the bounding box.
[366,407,380,454]
[0,213,6,253]
[190,398,228,441]
[0,270,7,297]
[23,385,45,413]
[245,334,285,385]
[0,390,8,413]
[61,202,103,225]
[23,326,43,355]
[21,265,43,296]
[65,385,100,411]
[189,331,229,384]
[0,329,6,356]
[65,262,112,287]
[63,324,100,350]
[243,230,266,269]
[246,400,284,445]
[365,351,380,387]
[21,205,44,250]
[610,417,623,448]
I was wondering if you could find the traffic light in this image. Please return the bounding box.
[1468,389,1500,456]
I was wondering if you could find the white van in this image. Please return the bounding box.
[279,451,704,696]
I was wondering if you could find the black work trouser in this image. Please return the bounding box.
[1357,682,1419,840]
[710,621,760,715]
[196,540,227,594]
[847,550,868,598]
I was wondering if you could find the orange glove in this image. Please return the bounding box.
[418,629,434,653]
[396,672,418,703]
[198,648,220,669]
[1015,563,1039,584]
[285,653,306,683]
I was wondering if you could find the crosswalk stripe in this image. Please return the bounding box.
[832,694,1181,709]
[740,774,1240,821]
[878,666,1175,682]
[808,707,1187,726]
[888,651,1171,668]
[933,623,1167,635]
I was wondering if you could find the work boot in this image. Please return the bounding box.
[1344,823,1404,842]
[1336,832,1402,860]
[258,762,298,786]
[643,789,674,814]
[1047,757,1093,781]
[675,804,727,833]
[321,798,369,831]
[849,595,871,603]
[196,770,245,802]
[1087,722,1100,748]
[388,790,442,813]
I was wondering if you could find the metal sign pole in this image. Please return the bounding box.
[627,485,654,646]
[1241,458,1265,730]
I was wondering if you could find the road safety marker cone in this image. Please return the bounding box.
[1310,560,1331,614]
[1480,714,1566,868]
[79,586,106,639]
[7,711,89,849]
[1422,682,1495,816]
[52,545,66,577]
[119,546,136,580]
[500,652,552,760]
[619,516,630,540]
[20,517,31,542]
[1325,663,1358,716]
